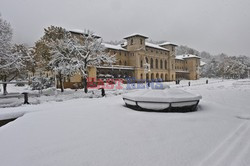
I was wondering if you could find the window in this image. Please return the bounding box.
[172,46,174,51]
[140,39,143,45]
[150,58,154,69]
[141,60,143,68]
[160,60,163,69]
[165,60,167,69]
[131,38,133,45]
[124,61,127,66]
[145,57,148,63]
[156,59,158,69]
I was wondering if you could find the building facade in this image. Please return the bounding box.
[175,54,201,80]
[99,33,178,82]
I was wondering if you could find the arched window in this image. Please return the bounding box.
[161,73,164,80]
[160,60,163,69]
[150,58,154,69]
[151,73,154,80]
[156,59,158,69]
[145,57,148,63]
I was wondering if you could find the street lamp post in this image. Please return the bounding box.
[143,57,151,87]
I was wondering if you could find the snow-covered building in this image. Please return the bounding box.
[175,54,201,80]
[99,34,201,81]
[98,33,178,81]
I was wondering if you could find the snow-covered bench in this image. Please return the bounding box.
[123,88,202,112]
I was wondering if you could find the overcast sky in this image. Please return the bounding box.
[1,0,250,56]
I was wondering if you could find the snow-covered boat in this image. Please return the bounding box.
[123,88,202,112]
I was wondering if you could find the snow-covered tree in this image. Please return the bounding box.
[47,30,78,92]
[0,43,31,94]
[201,58,220,78]
[71,30,116,93]
[0,15,31,94]
[219,57,248,79]
[34,26,66,71]
[0,14,12,56]
[176,45,200,56]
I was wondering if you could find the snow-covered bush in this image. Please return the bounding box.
[30,76,54,90]
[15,82,25,87]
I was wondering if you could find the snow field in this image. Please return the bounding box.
[0,79,249,166]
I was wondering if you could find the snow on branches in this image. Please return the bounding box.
[45,29,116,92]
[0,15,31,94]
[71,30,116,78]
[70,30,116,93]
[47,30,77,76]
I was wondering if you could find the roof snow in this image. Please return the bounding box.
[145,42,169,51]
[69,29,85,34]
[176,54,201,60]
[200,61,206,66]
[159,42,178,46]
[121,41,168,51]
[68,29,101,38]
[175,56,185,61]
[102,43,127,51]
[124,33,148,39]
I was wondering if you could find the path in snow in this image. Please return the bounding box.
[199,121,250,166]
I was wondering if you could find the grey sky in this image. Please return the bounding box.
[1,0,250,56]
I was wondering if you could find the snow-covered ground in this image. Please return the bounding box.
[0,79,250,166]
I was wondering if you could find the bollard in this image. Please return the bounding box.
[22,92,30,104]
[99,88,105,97]
[188,82,191,86]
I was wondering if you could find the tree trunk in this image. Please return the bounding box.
[58,73,64,92]
[83,77,88,93]
[3,76,8,95]
[3,83,8,95]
